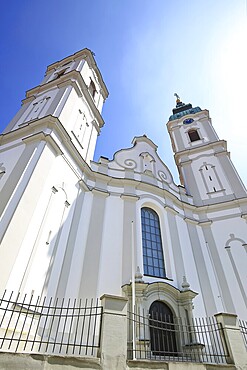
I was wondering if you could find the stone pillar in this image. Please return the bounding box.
[99,294,128,370]
[215,312,247,368]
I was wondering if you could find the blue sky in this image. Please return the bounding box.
[0,0,246,185]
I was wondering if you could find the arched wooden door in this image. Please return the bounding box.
[149,301,177,356]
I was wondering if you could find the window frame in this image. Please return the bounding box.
[88,79,97,99]
[188,129,200,142]
[149,300,177,356]
[141,207,166,278]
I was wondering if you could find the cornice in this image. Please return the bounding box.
[166,108,210,128]
[0,115,93,178]
[123,281,198,301]
[24,70,104,128]
[132,135,158,149]
[91,188,109,197]
[0,116,64,145]
[22,131,47,144]
[174,139,227,160]
[198,219,213,226]
[91,119,101,134]
[21,95,36,105]
[78,179,90,192]
[241,213,247,221]
[164,205,179,215]
[183,217,199,225]
[23,131,63,157]
[179,159,192,167]
[180,289,198,300]
[2,118,247,217]
[120,194,140,202]
[214,150,230,158]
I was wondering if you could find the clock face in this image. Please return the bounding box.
[183,118,194,125]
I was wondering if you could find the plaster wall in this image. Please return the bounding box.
[58,88,80,132]
[175,218,201,292]
[0,140,25,191]
[190,223,222,316]
[42,59,83,84]
[127,362,235,370]
[23,89,57,123]
[0,353,102,370]
[0,353,238,370]
[8,89,59,132]
[210,217,247,319]
[58,87,99,163]
[58,190,94,300]
[2,145,80,297]
[188,152,232,198]
[97,194,124,297]
[80,60,104,112]
[0,142,57,291]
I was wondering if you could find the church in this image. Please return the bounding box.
[0,48,246,369]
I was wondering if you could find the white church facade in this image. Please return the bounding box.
[0,48,246,369]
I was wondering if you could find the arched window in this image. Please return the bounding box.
[89,79,97,99]
[149,301,177,356]
[141,207,166,278]
[188,129,200,142]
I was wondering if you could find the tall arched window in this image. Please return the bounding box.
[141,207,166,278]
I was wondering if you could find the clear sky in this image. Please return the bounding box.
[0,0,246,185]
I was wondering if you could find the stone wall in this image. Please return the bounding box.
[0,295,246,370]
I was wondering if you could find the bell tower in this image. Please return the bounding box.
[4,48,109,164]
[0,49,108,295]
[167,95,247,205]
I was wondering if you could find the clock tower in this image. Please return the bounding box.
[167,96,247,205]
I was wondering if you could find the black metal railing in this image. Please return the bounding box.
[0,291,102,356]
[127,309,229,363]
[239,319,247,350]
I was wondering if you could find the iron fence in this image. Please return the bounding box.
[239,319,247,350]
[0,291,102,356]
[127,309,229,363]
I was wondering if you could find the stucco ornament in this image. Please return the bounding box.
[108,135,174,184]
[123,158,137,169]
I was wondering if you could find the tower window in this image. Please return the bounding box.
[188,129,200,142]
[89,80,97,99]
[55,69,66,79]
[141,208,166,278]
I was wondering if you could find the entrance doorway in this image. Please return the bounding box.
[149,301,177,356]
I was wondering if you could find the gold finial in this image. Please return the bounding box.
[174,93,180,104]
